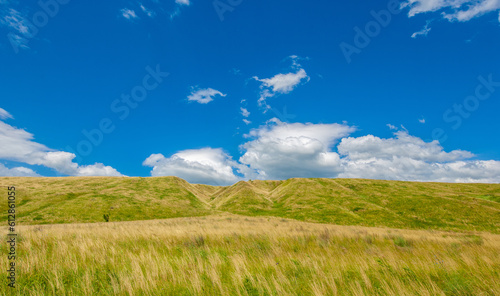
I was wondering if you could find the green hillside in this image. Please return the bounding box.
[1,177,499,232]
[0,177,212,224]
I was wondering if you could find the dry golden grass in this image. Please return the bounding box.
[3,214,500,295]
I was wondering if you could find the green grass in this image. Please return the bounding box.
[1,177,499,233]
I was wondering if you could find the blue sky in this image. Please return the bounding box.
[1,0,500,184]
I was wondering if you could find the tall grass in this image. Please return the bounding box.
[3,214,500,295]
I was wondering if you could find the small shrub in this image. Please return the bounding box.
[393,236,412,248]
[194,235,205,247]
[103,214,110,222]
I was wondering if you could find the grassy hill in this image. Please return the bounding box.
[1,177,499,232]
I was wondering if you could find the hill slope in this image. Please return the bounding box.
[0,177,212,224]
[1,177,499,232]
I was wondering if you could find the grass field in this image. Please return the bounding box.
[1,177,499,295]
[2,215,500,295]
[1,177,500,233]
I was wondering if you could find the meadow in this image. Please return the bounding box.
[1,177,499,295]
[2,215,500,295]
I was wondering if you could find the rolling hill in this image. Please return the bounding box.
[1,176,499,232]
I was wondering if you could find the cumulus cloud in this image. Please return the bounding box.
[253,56,310,110]
[76,163,124,177]
[188,88,226,104]
[254,69,309,109]
[145,120,500,184]
[403,0,500,22]
[337,131,499,183]
[239,119,355,180]
[337,131,473,163]
[0,163,39,177]
[0,111,123,177]
[254,69,309,94]
[339,156,500,183]
[143,148,242,185]
[120,8,138,20]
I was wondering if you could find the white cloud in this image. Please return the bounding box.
[170,0,191,19]
[339,156,500,183]
[255,69,308,94]
[140,4,155,18]
[411,22,432,38]
[121,8,138,20]
[175,0,190,6]
[239,119,355,180]
[6,33,29,51]
[253,58,310,109]
[0,6,32,51]
[0,8,30,35]
[188,88,226,104]
[240,107,250,118]
[419,118,426,123]
[0,114,123,177]
[445,0,500,22]
[0,108,13,120]
[34,151,122,177]
[143,148,241,185]
[144,119,500,184]
[118,0,191,22]
[337,131,500,183]
[387,124,398,130]
[337,131,473,163]
[0,163,39,177]
[76,163,123,177]
[243,119,251,125]
[403,0,500,22]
